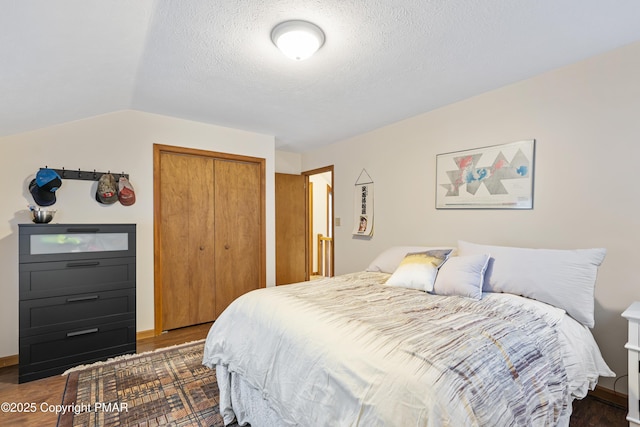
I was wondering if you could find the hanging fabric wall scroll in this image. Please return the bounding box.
[352,169,374,236]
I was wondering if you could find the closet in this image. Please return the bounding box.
[154,144,265,332]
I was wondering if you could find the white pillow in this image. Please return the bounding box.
[433,254,490,300]
[366,246,455,274]
[385,250,453,292]
[457,240,606,328]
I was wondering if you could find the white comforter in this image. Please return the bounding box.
[203,272,613,426]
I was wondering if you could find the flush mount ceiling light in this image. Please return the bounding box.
[271,20,325,61]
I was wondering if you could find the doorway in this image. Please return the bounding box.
[304,166,334,279]
[275,166,334,285]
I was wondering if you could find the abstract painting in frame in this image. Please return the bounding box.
[436,139,535,209]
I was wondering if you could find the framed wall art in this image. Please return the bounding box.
[436,139,535,209]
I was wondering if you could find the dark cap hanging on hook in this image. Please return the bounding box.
[29,168,62,206]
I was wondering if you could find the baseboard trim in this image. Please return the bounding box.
[136,329,157,340]
[0,354,18,369]
[590,385,628,409]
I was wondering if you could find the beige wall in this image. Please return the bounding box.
[0,110,276,358]
[301,41,640,392]
[275,150,302,174]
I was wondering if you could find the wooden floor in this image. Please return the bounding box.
[0,323,213,427]
[0,322,628,426]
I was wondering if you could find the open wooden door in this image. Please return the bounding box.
[275,173,307,285]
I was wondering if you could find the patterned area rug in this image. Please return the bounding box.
[57,340,236,427]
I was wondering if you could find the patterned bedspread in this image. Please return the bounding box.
[203,272,571,426]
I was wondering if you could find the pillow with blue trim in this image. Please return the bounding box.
[385,249,452,292]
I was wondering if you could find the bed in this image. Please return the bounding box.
[203,241,615,426]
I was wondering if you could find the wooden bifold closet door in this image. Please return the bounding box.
[213,159,262,316]
[154,145,265,333]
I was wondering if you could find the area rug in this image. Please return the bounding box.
[57,339,235,427]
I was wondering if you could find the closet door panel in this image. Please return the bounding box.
[160,152,216,329]
[160,152,192,330]
[189,157,216,325]
[214,159,261,317]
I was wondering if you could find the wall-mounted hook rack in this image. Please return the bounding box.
[41,167,129,182]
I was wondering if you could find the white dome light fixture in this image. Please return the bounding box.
[271,20,325,61]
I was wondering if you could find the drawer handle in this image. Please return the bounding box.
[66,227,100,233]
[66,261,100,268]
[66,328,99,338]
[66,295,99,303]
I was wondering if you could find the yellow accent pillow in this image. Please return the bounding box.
[385,249,452,292]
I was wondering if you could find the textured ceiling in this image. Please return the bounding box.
[2,1,640,152]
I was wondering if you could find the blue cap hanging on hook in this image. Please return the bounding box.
[29,168,62,206]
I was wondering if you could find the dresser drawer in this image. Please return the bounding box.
[19,223,136,263]
[19,319,136,383]
[20,288,135,336]
[19,257,135,299]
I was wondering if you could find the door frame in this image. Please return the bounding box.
[302,165,334,278]
[153,144,266,335]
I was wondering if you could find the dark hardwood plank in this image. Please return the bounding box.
[571,394,627,426]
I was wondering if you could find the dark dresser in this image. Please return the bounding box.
[18,223,136,383]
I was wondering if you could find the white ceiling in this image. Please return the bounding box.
[2,1,640,152]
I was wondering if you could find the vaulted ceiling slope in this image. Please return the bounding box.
[2,1,640,152]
